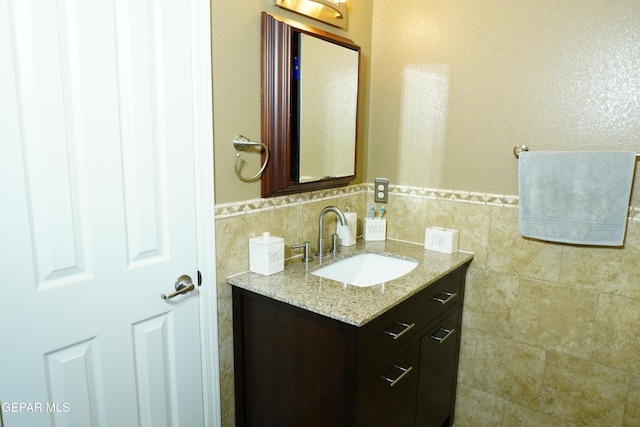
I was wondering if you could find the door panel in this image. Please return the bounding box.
[133,313,177,427]
[44,338,104,427]
[0,0,206,425]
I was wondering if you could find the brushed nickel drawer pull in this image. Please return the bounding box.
[380,365,414,387]
[430,327,455,343]
[432,291,457,305]
[383,321,416,340]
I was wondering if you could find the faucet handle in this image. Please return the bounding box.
[330,233,341,254]
[291,242,313,262]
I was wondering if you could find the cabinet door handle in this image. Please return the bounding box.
[432,291,457,305]
[383,321,416,340]
[429,327,455,344]
[380,365,414,387]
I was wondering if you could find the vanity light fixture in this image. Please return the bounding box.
[311,0,346,18]
[274,0,348,29]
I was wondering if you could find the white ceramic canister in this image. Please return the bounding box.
[249,232,284,275]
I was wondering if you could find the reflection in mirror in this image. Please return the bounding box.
[261,12,360,198]
[298,33,359,183]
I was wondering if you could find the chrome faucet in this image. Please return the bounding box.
[317,206,346,258]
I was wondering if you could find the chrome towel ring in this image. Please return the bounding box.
[233,135,270,182]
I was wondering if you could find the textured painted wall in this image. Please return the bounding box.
[368,0,640,198]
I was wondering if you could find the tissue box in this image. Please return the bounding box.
[336,212,357,246]
[249,232,284,275]
[424,227,459,254]
[364,218,386,241]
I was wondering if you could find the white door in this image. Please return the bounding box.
[0,0,215,426]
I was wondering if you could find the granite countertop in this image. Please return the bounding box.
[227,239,474,327]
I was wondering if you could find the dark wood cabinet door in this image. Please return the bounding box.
[416,309,461,427]
[359,341,420,427]
[233,289,358,427]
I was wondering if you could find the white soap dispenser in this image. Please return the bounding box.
[249,232,284,275]
[336,201,357,246]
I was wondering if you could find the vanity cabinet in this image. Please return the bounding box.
[232,265,467,427]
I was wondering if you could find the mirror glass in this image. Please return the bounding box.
[298,33,359,183]
[261,13,360,197]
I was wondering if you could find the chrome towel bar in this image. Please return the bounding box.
[513,145,640,159]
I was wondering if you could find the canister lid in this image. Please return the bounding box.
[249,232,284,245]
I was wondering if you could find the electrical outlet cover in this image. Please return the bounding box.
[375,178,389,203]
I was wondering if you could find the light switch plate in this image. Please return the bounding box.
[374,178,389,203]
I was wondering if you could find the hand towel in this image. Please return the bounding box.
[518,151,636,246]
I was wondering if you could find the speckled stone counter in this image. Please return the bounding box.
[227,239,473,326]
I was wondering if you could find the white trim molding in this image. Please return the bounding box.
[191,0,221,425]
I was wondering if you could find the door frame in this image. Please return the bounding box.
[191,0,221,425]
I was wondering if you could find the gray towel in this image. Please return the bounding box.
[518,151,636,246]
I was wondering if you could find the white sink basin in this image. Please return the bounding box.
[311,253,418,287]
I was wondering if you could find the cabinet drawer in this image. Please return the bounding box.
[365,269,462,367]
[359,341,420,427]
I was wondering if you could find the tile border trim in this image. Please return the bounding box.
[215,183,640,222]
[214,184,368,218]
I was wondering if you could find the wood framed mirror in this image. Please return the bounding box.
[261,12,360,198]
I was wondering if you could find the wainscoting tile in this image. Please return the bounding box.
[454,384,505,427]
[246,205,298,259]
[592,294,640,374]
[624,375,640,427]
[513,278,598,359]
[472,333,545,409]
[385,193,429,242]
[559,221,640,300]
[540,352,629,426]
[426,199,491,269]
[457,326,478,384]
[462,268,518,339]
[502,401,580,427]
[487,206,562,283]
[215,214,248,296]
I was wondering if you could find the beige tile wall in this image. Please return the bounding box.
[214,184,640,427]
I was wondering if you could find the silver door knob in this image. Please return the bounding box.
[161,274,195,300]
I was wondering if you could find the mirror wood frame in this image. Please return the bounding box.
[261,12,360,198]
